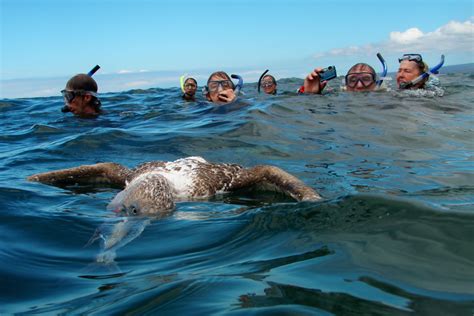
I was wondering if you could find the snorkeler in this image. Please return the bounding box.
[396,54,445,90]
[203,71,243,105]
[343,63,378,92]
[180,75,198,101]
[258,70,277,95]
[299,53,388,94]
[300,64,377,94]
[61,65,101,118]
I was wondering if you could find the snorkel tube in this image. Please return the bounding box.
[257,69,269,93]
[399,55,445,89]
[87,65,101,77]
[61,65,101,113]
[376,53,387,87]
[231,74,243,96]
[180,75,186,93]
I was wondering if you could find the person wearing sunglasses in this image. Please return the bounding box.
[344,63,377,92]
[260,75,277,95]
[204,71,237,104]
[182,77,198,101]
[61,74,101,117]
[396,54,429,89]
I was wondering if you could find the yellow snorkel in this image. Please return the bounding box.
[180,75,187,93]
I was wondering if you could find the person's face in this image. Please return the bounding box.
[345,66,376,92]
[396,60,424,88]
[261,76,276,94]
[184,79,197,96]
[206,74,235,104]
[62,89,97,117]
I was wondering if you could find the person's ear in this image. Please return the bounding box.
[83,94,92,103]
[202,86,211,101]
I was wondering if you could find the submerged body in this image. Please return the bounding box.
[28,156,321,216]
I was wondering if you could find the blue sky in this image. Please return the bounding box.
[1,0,473,98]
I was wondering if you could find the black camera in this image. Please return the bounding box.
[319,66,337,82]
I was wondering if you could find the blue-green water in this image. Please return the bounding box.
[1,75,473,315]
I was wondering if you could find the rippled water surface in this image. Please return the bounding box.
[1,75,473,315]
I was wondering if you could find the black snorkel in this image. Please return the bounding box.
[399,55,445,89]
[87,64,101,77]
[61,65,101,113]
[231,74,243,96]
[257,69,269,93]
[376,53,387,87]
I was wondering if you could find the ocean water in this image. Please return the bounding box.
[1,75,473,315]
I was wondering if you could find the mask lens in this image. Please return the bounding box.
[345,73,375,88]
[261,81,274,88]
[346,75,359,87]
[185,83,197,89]
[208,82,219,92]
[208,80,233,92]
[61,90,76,103]
[360,74,374,86]
[220,80,233,89]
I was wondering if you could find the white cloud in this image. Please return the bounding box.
[390,28,424,44]
[118,69,151,74]
[313,18,474,59]
[437,19,474,35]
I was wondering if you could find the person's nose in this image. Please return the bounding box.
[356,80,364,88]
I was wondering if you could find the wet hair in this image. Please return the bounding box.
[66,74,98,92]
[184,77,197,86]
[347,63,376,76]
[416,62,429,75]
[399,58,429,76]
[66,74,101,112]
[262,75,277,85]
[207,71,234,87]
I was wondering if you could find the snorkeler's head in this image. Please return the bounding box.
[344,63,377,92]
[396,54,429,89]
[206,71,234,87]
[183,77,198,97]
[204,71,237,104]
[66,74,98,92]
[61,74,101,117]
[260,74,277,94]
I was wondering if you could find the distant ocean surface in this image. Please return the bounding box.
[1,74,473,315]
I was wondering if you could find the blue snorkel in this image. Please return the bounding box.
[376,53,387,87]
[231,74,243,96]
[257,69,269,93]
[399,55,445,89]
